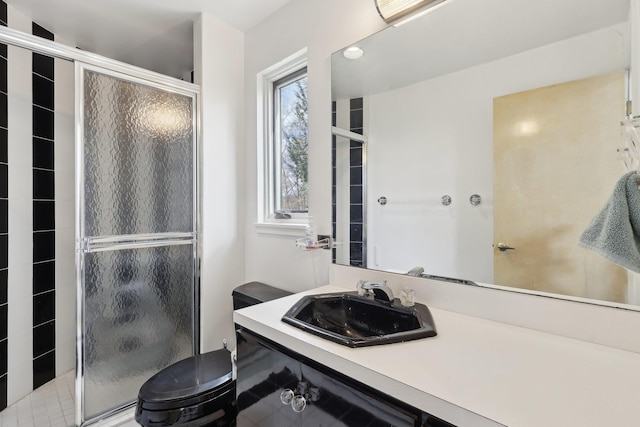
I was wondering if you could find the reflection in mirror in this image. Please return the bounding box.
[332,102,367,267]
[331,0,637,307]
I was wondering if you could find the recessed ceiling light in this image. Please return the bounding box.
[343,46,364,60]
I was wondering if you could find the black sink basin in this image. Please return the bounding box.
[281,292,437,348]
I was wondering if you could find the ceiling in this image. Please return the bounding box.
[5,0,295,78]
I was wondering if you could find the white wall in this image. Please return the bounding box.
[194,14,246,352]
[366,23,628,282]
[243,0,385,292]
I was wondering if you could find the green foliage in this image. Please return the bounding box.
[280,77,309,211]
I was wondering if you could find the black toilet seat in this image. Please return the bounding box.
[138,349,234,411]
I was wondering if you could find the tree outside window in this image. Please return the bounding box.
[276,71,308,213]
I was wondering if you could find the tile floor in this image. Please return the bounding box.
[0,371,138,427]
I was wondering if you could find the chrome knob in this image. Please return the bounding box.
[280,389,295,405]
[308,386,321,402]
[291,395,307,412]
[296,381,309,395]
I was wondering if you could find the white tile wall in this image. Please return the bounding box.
[53,55,74,379]
[6,15,34,403]
[4,3,76,407]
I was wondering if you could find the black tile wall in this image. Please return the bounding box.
[32,54,54,80]
[34,201,55,231]
[0,304,6,340]
[350,146,362,167]
[33,291,55,326]
[0,0,6,26]
[0,2,6,408]
[0,374,6,412]
[33,261,54,294]
[349,204,363,224]
[33,105,54,140]
[32,22,56,391]
[0,93,6,129]
[33,231,55,264]
[33,137,53,169]
[349,110,363,130]
[350,185,363,204]
[33,350,54,390]
[0,234,6,269]
[0,128,6,165]
[32,23,54,40]
[0,58,6,94]
[331,101,337,264]
[350,98,363,110]
[33,74,54,111]
[349,165,363,186]
[0,338,6,375]
[0,163,6,198]
[349,98,365,267]
[0,269,6,305]
[0,335,7,419]
[331,98,367,267]
[350,223,363,243]
[33,320,55,356]
[33,169,54,198]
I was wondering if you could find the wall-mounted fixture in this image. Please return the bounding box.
[374,0,449,24]
[377,195,452,206]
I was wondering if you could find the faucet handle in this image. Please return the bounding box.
[356,280,369,297]
[400,288,416,307]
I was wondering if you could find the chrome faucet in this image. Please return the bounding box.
[406,266,424,277]
[357,280,395,303]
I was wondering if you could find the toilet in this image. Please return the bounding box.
[135,282,292,427]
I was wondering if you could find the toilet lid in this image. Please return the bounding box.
[138,349,233,409]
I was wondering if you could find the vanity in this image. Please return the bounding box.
[234,275,640,427]
[235,0,640,424]
[235,327,449,427]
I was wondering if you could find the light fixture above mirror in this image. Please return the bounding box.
[374,0,449,24]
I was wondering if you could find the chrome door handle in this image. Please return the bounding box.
[497,242,515,252]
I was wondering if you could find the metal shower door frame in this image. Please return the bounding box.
[74,62,201,426]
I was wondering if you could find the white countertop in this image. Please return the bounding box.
[233,284,640,427]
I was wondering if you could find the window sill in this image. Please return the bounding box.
[255,222,307,237]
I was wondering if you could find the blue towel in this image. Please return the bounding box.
[579,171,640,273]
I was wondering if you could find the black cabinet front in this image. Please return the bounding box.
[236,327,453,427]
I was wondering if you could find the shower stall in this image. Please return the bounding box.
[0,23,200,427]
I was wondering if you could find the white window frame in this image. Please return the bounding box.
[256,48,309,236]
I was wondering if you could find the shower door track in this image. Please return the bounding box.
[0,25,196,93]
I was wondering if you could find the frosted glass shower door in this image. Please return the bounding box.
[76,64,198,425]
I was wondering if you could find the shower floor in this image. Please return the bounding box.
[0,371,138,427]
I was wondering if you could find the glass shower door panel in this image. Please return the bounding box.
[82,244,194,420]
[83,70,194,237]
[78,65,198,425]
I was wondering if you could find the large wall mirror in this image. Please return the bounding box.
[331,0,638,307]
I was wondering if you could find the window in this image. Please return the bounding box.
[257,49,308,232]
[273,68,308,215]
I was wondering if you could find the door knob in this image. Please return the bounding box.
[497,242,515,252]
